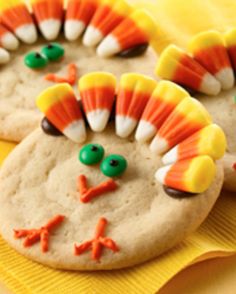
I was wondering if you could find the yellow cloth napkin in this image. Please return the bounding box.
[1,0,236,293]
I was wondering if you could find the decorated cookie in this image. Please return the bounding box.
[155,29,236,192]
[0,72,226,270]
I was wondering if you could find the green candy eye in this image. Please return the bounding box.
[41,43,65,61]
[79,144,105,165]
[100,155,127,177]
[24,52,48,69]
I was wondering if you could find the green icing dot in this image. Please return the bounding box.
[100,154,127,177]
[79,144,104,165]
[24,52,48,69]
[41,43,65,61]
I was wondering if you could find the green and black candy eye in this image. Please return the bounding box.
[100,155,127,177]
[24,52,48,69]
[41,43,65,61]
[79,144,105,165]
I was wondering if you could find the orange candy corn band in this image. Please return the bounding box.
[90,4,126,36]
[111,18,149,49]
[32,0,64,22]
[1,4,33,31]
[193,46,232,75]
[46,95,83,131]
[66,0,98,23]
[228,46,236,71]
[14,215,65,253]
[116,89,150,120]
[141,97,179,129]
[157,112,205,150]
[173,54,209,90]
[74,217,119,261]
[80,87,115,112]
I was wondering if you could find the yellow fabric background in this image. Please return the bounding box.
[1,0,236,293]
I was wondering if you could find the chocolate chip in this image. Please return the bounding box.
[117,44,149,58]
[41,117,63,137]
[163,185,198,198]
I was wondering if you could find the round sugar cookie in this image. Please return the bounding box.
[0,125,223,270]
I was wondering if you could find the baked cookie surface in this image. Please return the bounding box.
[0,126,224,270]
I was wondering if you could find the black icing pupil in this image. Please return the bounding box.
[110,159,119,167]
[35,53,42,58]
[47,44,53,49]
[91,146,98,152]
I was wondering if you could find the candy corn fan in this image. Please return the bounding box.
[0,0,236,293]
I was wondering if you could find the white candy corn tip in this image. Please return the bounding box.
[15,24,37,44]
[83,26,103,47]
[155,165,171,184]
[162,146,178,165]
[65,20,86,41]
[97,35,121,57]
[0,48,10,64]
[39,20,61,41]
[116,116,137,138]
[87,109,110,132]
[215,68,235,90]
[1,33,19,51]
[200,73,221,96]
[135,120,157,142]
[63,120,86,143]
[150,135,169,155]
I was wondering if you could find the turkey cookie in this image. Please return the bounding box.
[155,29,236,192]
[0,0,158,142]
[0,73,226,270]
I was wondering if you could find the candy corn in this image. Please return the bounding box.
[0,47,10,64]
[116,73,157,138]
[65,0,99,41]
[225,28,236,73]
[31,0,64,40]
[162,124,226,165]
[36,83,86,143]
[155,155,216,194]
[135,81,189,143]
[150,97,212,155]
[0,0,37,44]
[97,9,157,57]
[0,24,19,50]
[155,45,221,96]
[188,30,234,90]
[79,72,116,132]
[83,0,133,47]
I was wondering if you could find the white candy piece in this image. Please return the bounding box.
[0,32,19,51]
[162,146,178,165]
[86,109,111,132]
[97,35,121,57]
[200,73,221,96]
[15,24,37,44]
[63,120,87,143]
[0,48,10,64]
[83,25,103,47]
[65,20,86,41]
[150,135,169,155]
[215,68,235,90]
[116,115,137,138]
[39,19,62,41]
[155,165,172,185]
[135,120,157,143]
